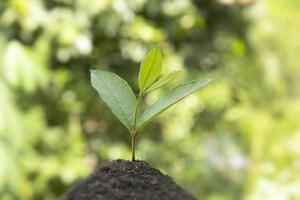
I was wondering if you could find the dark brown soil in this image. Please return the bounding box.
[59,159,196,200]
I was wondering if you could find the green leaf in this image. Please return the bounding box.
[138,46,162,92]
[145,71,180,93]
[91,70,137,130]
[138,79,211,130]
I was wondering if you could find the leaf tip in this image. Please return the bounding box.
[151,45,162,58]
[89,69,98,75]
[205,78,213,84]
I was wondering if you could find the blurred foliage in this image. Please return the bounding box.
[0,0,300,199]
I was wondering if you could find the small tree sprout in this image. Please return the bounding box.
[91,46,211,161]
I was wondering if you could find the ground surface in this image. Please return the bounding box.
[60,159,196,200]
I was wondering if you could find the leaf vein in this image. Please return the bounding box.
[95,74,130,126]
[141,50,158,90]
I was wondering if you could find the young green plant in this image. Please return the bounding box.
[91,46,211,161]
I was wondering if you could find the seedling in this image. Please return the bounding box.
[91,46,211,161]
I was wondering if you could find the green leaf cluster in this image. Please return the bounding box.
[91,46,211,160]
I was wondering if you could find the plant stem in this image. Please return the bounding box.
[131,134,137,161]
[131,92,143,161]
[133,92,143,132]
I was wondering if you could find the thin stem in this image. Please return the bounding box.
[131,92,143,161]
[131,92,144,161]
[131,134,137,161]
[133,92,143,133]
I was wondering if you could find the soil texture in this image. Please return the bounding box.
[60,159,196,200]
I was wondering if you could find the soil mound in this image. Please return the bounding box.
[60,159,196,200]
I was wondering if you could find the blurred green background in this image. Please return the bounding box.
[1,0,300,199]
